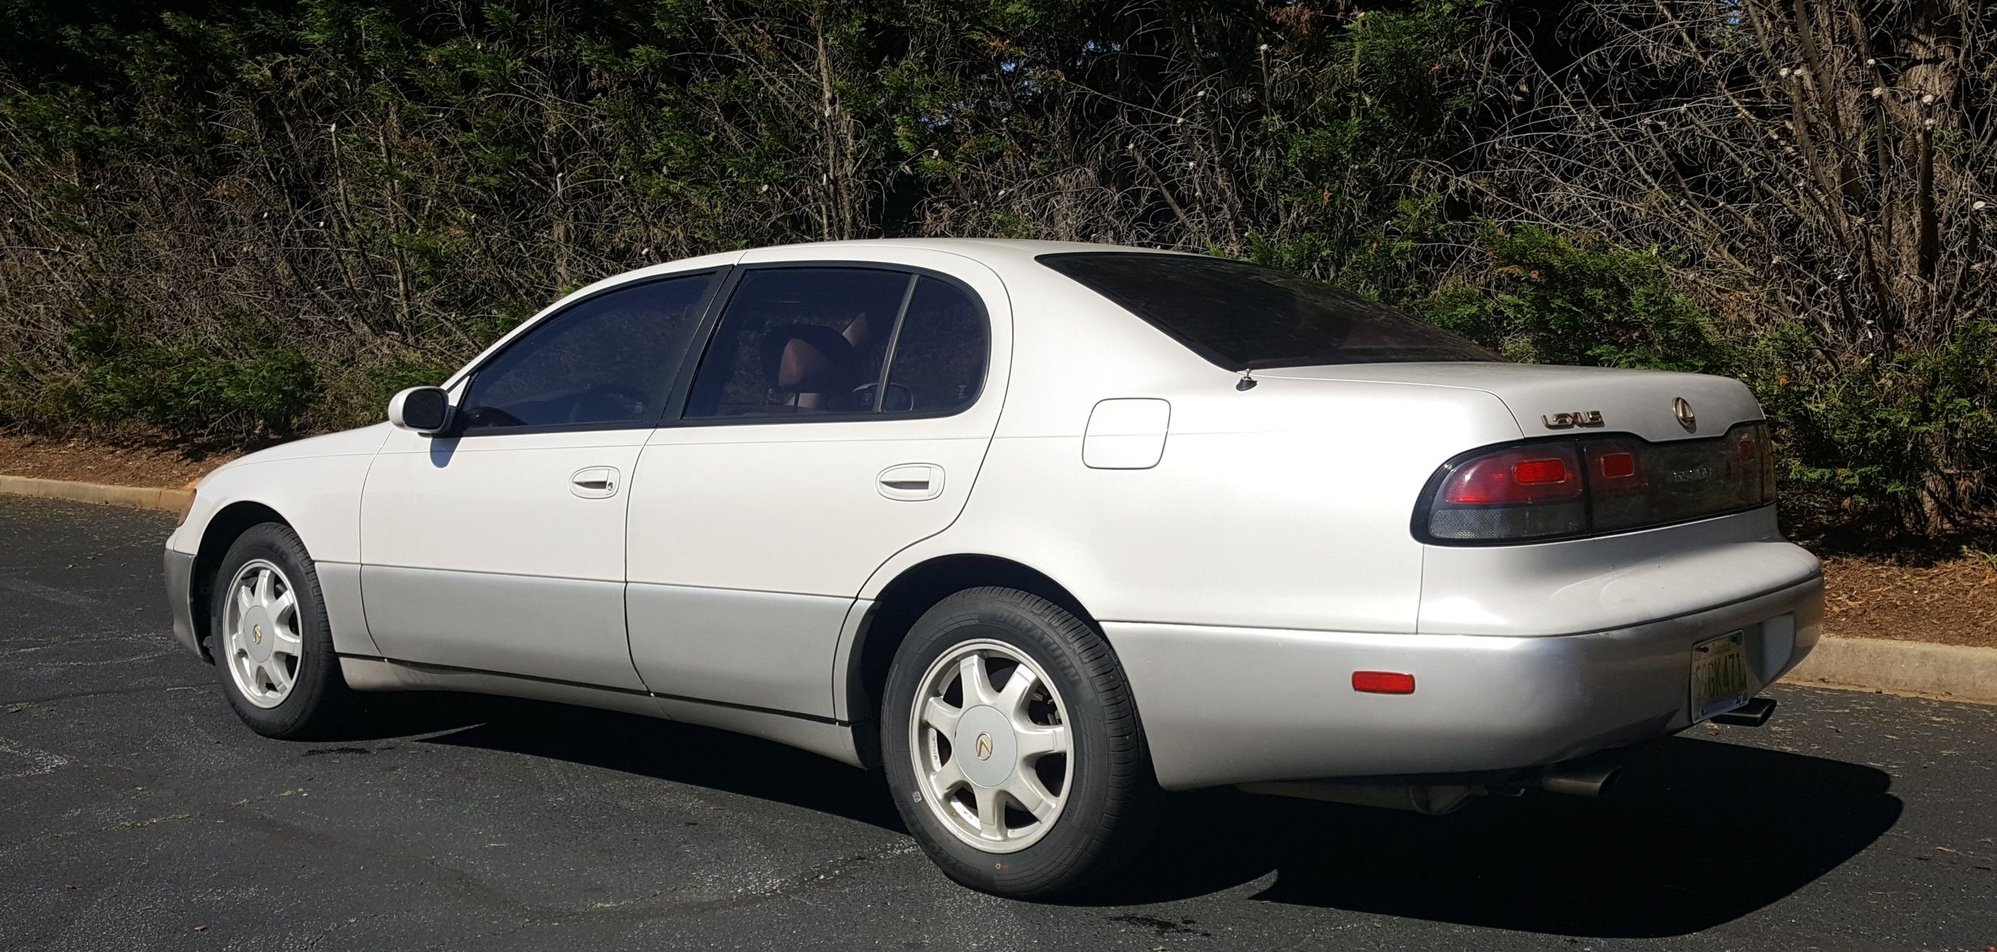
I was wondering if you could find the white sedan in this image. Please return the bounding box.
[164,239,1824,897]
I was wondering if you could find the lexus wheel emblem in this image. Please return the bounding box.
[1673,397,1697,433]
[975,733,994,761]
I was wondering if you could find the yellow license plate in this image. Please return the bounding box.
[1691,631,1751,722]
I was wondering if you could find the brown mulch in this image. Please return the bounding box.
[1822,553,1997,650]
[0,432,237,490]
[2,431,1993,647]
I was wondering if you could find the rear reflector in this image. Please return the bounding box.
[1352,671,1416,695]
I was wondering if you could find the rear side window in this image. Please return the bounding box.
[458,273,714,432]
[884,277,987,414]
[685,267,988,420]
[1038,252,1496,369]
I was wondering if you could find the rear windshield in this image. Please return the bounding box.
[1039,252,1497,369]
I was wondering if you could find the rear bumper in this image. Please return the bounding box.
[1107,573,1824,790]
[164,547,203,659]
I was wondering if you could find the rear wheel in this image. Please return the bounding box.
[206,523,350,738]
[881,587,1158,898]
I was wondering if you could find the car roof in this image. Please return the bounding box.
[743,237,1199,267]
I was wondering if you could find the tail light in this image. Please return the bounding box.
[1419,423,1775,544]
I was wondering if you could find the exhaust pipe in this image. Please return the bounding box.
[1538,757,1621,798]
[1712,696,1777,727]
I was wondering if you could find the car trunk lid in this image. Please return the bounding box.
[1252,362,1761,443]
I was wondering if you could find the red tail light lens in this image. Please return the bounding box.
[1421,423,1776,544]
[1439,447,1583,505]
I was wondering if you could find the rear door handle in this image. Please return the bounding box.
[878,463,944,501]
[570,466,619,499]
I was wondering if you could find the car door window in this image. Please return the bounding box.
[685,268,914,418]
[685,268,988,420]
[458,274,714,432]
[880,277,987,415]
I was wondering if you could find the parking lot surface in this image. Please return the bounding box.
[2,495,1992,950]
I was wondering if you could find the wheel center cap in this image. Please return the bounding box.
[954,705,1017,787]
[243,610,274,664]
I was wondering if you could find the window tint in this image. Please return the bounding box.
[1039,253,1497,369]
[882,277,987,414]
[685,268,901,418]
[459,274,712,431]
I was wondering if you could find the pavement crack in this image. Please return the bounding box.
[1,681,208,707]
[0,575,101,607]
[520,840,922,924]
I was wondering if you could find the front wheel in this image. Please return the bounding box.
[881,587,1159,898]
[206,523,351,739]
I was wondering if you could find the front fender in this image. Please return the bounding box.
[168,424,391,561]
[166,424,390,659]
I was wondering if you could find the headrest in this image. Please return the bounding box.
[763,324,862,397]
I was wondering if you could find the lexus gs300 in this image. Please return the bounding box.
[164,240,1823,897]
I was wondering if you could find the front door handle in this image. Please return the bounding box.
[570,466,619,499]
[878,463,944,502]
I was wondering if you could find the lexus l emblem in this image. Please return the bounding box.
[252,625,263,645]
[975,733,994,761]
[1673,397,1697,433]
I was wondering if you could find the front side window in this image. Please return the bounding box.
[457,273,714,432]
[685,268,988,420]
[1038,252,1497,369]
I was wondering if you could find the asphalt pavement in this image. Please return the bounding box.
[1,494,1992,951]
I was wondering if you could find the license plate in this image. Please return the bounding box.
[1691,631,1752,722]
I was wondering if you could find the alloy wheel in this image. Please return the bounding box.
[907,638,1074,853]
[220,559,304,709]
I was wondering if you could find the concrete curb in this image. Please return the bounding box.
[1789,635,1997,705]
[0,474,192,514]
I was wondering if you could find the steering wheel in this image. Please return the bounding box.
[461,405,525,429]
[851,382,916,413]
[569,383,652,424]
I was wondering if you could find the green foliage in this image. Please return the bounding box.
[311,355,460,432]
[0,0,1988,538]
[1748,319,1997,533]
[1410,224,1997,537]
[76,342,317,442]
[1415,226,1724,373]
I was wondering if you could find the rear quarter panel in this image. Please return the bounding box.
[861,256,1527,634]
[905,377,1523,632]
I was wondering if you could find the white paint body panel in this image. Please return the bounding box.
[167,424,392,563]
[165,424,391,656]
[359,427,648,689]
[162,238,1824,792]
[625,246,1012,715]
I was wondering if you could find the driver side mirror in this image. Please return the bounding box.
[387,386,453,434]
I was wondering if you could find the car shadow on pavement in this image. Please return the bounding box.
[325,695,1899,937]
[372,693,909,833]
[1089,735,1903,938]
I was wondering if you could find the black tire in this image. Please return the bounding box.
[205,522,350,739]
[881,587,1159,898]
